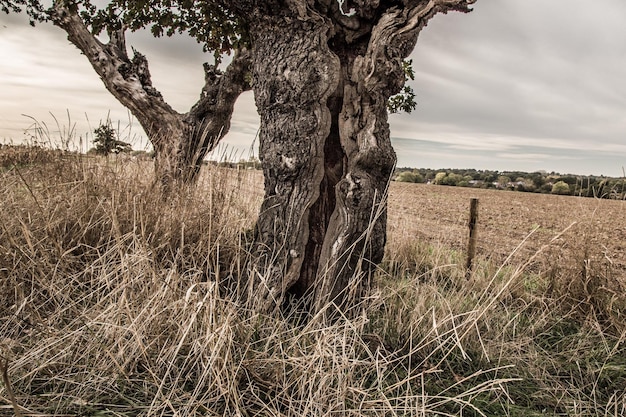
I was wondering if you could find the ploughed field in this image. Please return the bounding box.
[387,182,626,281]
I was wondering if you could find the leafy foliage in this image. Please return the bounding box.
[394,170,423,183]
[84,0,246,60]
[387,85,417,114]
[2,0,245,61]
[388,59,418,114]
[92,121,132,156]
[0,0,46,24]
[551,180,570,195]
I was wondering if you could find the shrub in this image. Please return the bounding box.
[92,120,132,156]
[551,180,571,195]
[395,170,423,183]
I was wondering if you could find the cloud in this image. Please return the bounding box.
[396,0,626,163]
[495,153,553,162]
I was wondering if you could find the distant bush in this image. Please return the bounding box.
[433,172,447,185]
[441,172,463,186]
[395,171,423,183]
[92,120,132,156]
[551,180,571,195]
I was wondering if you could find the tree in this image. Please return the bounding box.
[2,0,252,192]
[442,172,463,186]
[395,170,424,183]
[224,0,476,313]
[551,180,571,195]
[434,172,448,185]
[92,120,132,156]
[457,175,473,187]
[530,171,545,189]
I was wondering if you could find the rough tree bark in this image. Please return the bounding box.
[236,0,475,314]
[246,11,340,312]
[51,1,251,191]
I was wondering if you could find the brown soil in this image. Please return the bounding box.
[387,182,626,281]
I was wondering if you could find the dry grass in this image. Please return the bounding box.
[0,146,625,416]
[387,182,626,333]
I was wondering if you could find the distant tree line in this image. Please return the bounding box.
[393,167,626,200]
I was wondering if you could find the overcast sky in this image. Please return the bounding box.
[1,0,625,176]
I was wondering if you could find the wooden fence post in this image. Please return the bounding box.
[466,198,479,277]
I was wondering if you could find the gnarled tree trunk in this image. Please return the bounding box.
[51,2,251,192]
[247,10,397,314]
[240,0,475,315]
[246,13,340,312]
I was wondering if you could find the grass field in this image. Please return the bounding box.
[1,147,625,416]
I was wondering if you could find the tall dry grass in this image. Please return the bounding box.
[0,146,624,416]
